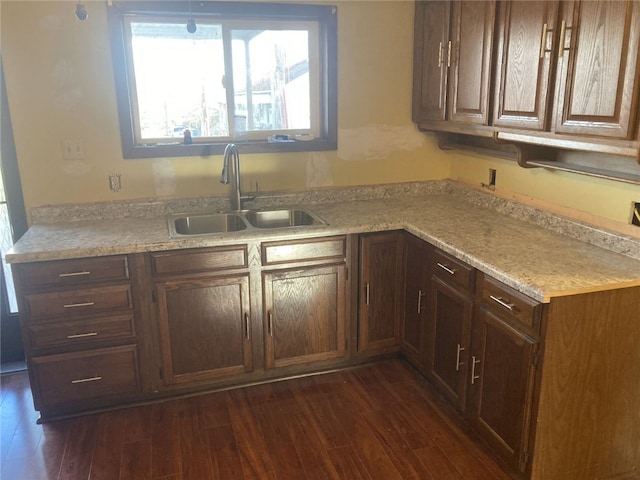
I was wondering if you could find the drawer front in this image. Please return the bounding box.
[25,284,132,321]
[31,345,140,407]
[17,256,129,289]
[262,236,346,265]
[28,314,135,350]
[151,245,248,276]
[480,275,541,333]
[432,249,475,291]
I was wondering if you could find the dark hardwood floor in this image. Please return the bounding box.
[1,359,513,479]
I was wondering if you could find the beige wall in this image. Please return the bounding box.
[1,0,449,217]
[1,1,638,232]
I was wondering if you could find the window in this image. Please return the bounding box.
[108,1,337,158]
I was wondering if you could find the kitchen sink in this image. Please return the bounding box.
[169,213,247,236]
[244,208,325,229]
[168,208,325,237]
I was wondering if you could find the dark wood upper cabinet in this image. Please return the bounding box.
[493,1,559,130]
[414,0,640,180]
[552,0,640,139]
[413,1,450,122]
[413,0,496,125]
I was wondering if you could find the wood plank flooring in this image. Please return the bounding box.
[1,359,514,479]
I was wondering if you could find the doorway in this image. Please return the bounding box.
[1,59,28,368]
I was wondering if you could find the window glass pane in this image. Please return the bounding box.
[231,29,311,134]
[128,21,228,141]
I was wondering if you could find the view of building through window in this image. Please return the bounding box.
[128,20,314,143]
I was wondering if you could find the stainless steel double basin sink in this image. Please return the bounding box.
[168,208,326,237]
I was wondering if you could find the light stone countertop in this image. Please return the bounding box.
[7,181,640,303]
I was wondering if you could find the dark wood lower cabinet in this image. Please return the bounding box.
[155,274,253,385]
[13,233,640,480]
[263,264,346,369]
[469,305,538,473]
[358,231,404,354]
[426,275,474,410]
[401,233,430,370]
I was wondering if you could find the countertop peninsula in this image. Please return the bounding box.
[7,181,640,303]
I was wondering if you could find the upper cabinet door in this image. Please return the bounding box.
[448,1,496,125]
[412,1,451,123]
[493,1,559,130]
[553,0,640,138]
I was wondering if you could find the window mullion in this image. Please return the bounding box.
[243,37,255,132]
[221,24,236,139]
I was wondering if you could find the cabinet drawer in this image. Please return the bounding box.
[151,245,247,276]
[432,249,475,291]
[262,236,346,265]
[27,314,135,350]
[24,284,132,321]
[31,345,139,407]
[480,275,541,332]
[17,256,129,289]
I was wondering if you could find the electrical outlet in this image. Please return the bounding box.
[109,174,122,192]
[631,202,640,227]
[481,168,496,190]
[61,138,85,160]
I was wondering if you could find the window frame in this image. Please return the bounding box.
[108,1,337,159]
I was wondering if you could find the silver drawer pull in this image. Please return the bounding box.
[67,332,98,339]
[71,376,102,384]
[63,302,95,308]
[58,271,91,278]
[471,357,481,385]
[436,263,456,275]
[455,344,465,371]
[490,295,515,311]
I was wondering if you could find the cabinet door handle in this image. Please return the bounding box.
[364,283,370,305]
[58,271,91,278]
[455,344,465,371]
[490,295,515,311]
[67,332,98,339]
[71,375,102,384]
[438,41,443,67]
[436,262,456,275]
[471,356,481,385]
[244,312,250,340]
[417,290,425,313]
[539,23,548,58]
[63,302,95,308]
[558,20,567,57]
[446,40,452,67]
[268,311,274,337]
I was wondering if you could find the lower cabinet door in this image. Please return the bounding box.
[426,276,473,410]
[358,232,404,353]
[30,345,140,409]
[468,306,538,473]
[155,274,253,385]
[263,264,346,369]
[401,233,430,369]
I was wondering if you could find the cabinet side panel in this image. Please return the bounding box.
[532,286,640,480]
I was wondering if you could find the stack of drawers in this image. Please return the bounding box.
[14,255,140,419]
